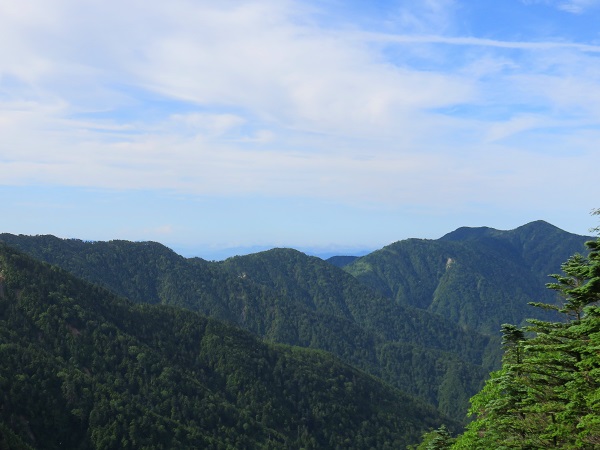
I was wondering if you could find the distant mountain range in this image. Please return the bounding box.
[0,220,593,448]
[341,220,590,334]
[0,244,449,449]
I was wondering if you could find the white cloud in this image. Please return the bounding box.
[484,115,546,142]
[558,0,600,13]
[0,0,599,217]
[166,113,246,138]
[522,0,600,13]
[392,0,459,34]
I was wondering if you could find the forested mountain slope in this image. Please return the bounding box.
[326,255,359,268]
[0,244,454,449]
[0,234,496,421]
[219,248,496,418]
[447,223,600,449]
[440,220,590,280]
[343,221,591,334]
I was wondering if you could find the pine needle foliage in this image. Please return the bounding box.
[452,215,600,449]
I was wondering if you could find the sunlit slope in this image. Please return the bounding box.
[344,220,590,334]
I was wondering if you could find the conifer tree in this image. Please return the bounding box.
[426,425,455,449]
[452,212,600,449]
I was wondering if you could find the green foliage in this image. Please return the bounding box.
[409,425,455,450]
[344,220,590,335]
[0,235,497,423]
[324,255,359,268]
[1,220,591,448]
[220,248,495,420]
[0,244,453,449]
[451,227,600,449]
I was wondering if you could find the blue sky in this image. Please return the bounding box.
[1,0,600,259]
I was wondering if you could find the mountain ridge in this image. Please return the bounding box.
[0,243,454,449]
[0,232,498,421]
[0,220,591,424]
[343,220,591,335]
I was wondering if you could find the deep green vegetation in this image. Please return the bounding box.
[1,219,591,440]
[343,220,590,335]
[0,244,455,449]
[0,234,498,421]
[325,255,359,268]
[219,248,496,420]
[413,215,600,448]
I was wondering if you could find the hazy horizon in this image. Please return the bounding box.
[2,1,599,257]
[4,218,594,262]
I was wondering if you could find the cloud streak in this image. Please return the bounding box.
[1,0,599,241]
[363,33,600,53]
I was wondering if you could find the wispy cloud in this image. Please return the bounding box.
[556,0,600,13]
[522,0,600,14]
[1,0,599,221]
[363,33,600,52]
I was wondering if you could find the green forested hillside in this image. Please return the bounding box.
[343,220,591,334]
[325,255,359,268]
[0,234,497,421]
[0,244,454,449]
[220,248,496,417]
[440,220,590,281]
[220,248,492,357]
[446,226,600,448]
[2,221,593,448]
[2,221,584,426]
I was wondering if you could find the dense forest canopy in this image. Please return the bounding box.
[343,220,590,334]
[0,219,595,449]
[0,232,506,422]
[0,244,453,449]
[414,213,600,449]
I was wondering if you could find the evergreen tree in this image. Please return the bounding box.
[426,425,455,449]
[409,425,455,450]
[452,212,600,449]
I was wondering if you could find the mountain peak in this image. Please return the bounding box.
[438,225,497,242]
[513,220,563,235]
[439,220,572,243]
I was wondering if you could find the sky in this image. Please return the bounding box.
[1,0,600,260]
